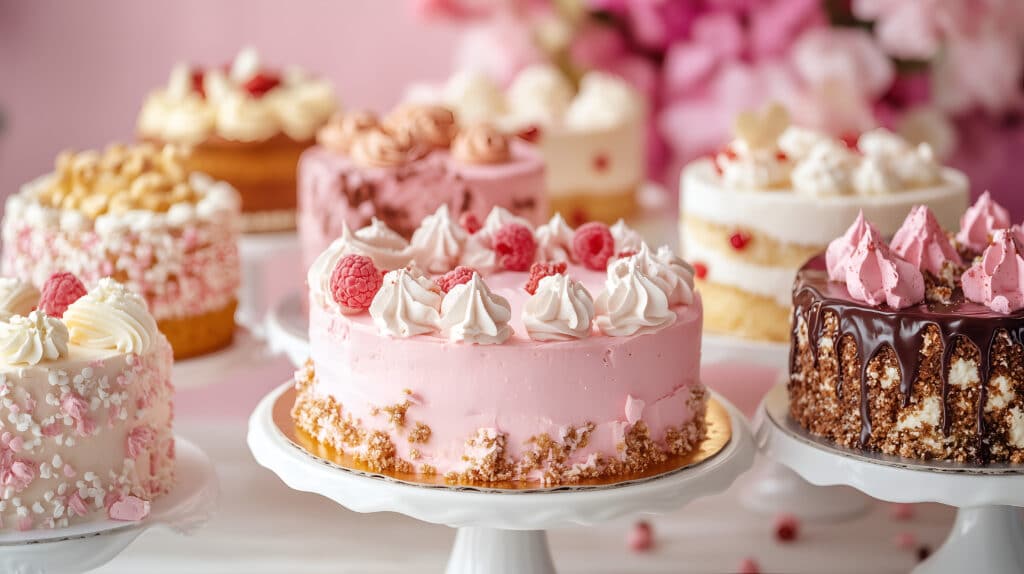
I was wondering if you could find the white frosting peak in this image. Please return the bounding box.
[369,268,442,338]
[410,205,467,273]
[610,219,643,253]
[634,244,696,306]
[440,273,513,345]
[522,274,595,342]
[308,221,414,309]
[777,126,829,160]
[0,279,40,320]
[565,72,641,130]
[62,279,159,354]
[0,311,69,365]
[535,213,576,263]
[506,64,575,128]
[459,207,535,273]
[444,71,507,125]
[791,140,858,196]
[595,257,676,337]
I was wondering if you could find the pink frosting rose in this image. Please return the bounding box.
[962,229,1024,314]
[844,226,926,309]
[890,205,963,276]
[826,211,880,281]
[957,191,1012,252]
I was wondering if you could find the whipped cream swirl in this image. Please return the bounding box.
[610,219,643,253]
[791,140,858,196]
[0,279,39,320]
[384,104,457,150]
[0,311,69,365]
[565,72,641,130]
[349,128,414,168]
[645,244,697,306]
[451,123,511,165]
[440,273,513,345]
[535,213,576,263]
[369,268,443,337]
[308,220,413,309]
[522,273,595,342]
[410,205,467,273]
[506,64,574,127]
[317,110,379,154]
[459,207,534,273]
[63,278,159,354]
[595,257,676,337]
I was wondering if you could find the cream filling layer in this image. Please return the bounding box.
[681,160,969,246]
[682,228,795,305]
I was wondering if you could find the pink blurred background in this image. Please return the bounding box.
[0,0,459,202]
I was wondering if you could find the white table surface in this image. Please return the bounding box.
[91,415,956,573]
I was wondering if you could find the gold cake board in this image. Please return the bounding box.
[272,386,732,492]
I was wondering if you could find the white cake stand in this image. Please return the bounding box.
[248,382,755,574]
[0,438,219,574]
[237,230,300,333]
[703,335,870,520]
[173,327,267,389]
[263,291,309,368]
[756,383,1024,574]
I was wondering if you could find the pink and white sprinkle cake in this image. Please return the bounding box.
[0,274,173,531]
[293,207,707,485]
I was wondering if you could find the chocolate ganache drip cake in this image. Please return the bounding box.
[789,194,1024,463]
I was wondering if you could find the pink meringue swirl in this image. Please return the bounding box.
[890,205,963,276]
[826,211,879,282]
[962,229,1024,314]
[383,104,457,150]
[845,226,925,309]
[451,123,512,165]
[317,110,379,154]
[956,191,1011,252]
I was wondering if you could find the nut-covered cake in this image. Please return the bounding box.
[137,47,338,232]
[0,275,174,531]
[297,104,547,272]
[681,104,968,342]
[293,209,706,485]
[790,196,1024,463]
[2,143,241,359]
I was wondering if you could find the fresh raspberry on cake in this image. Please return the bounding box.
[38,272,87,318]
[525,261,567,295]
[436,266,477,293]
[458,212,482,235]
[243,72,282,97]
[573,222,615,270]
[330,254,383,312]
[493,223,536,271]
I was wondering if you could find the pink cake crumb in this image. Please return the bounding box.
[108,495,151,522]
[627,520,653,552]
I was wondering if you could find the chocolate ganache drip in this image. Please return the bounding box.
[791,255,1024,460]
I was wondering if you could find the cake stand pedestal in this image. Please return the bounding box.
[756,384,1024,574]
[238,230,299,334]
[173,328,267,389]
[264,291,308,368]
[248,382,755,574]
[0,438,218,574]
[703,335,870,520]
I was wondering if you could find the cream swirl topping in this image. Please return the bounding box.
[522,273,595,342]
[506,64,575,127]
[349,128,414,168]
[0,311,69,365]
[0,279,39,320]
[610,219,643,253]
[62,278,158,354]
[451,123,512,165]
[440,273,513,345]
[534,213,576,263]
[443,71,507,125]
[308,221,413,309]
[565,72,641,130]
[595,257,676,337]
[369,268,443,337]
[410,205,467,273]
[459,207,535,273]
[317,110,379,154]
[651,244,697,306]
[384,104,457,150]
[717,146,792,190]
[791,140,858,196]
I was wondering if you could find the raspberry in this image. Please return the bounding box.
[615,250,637,260]
[775,150,788,162]
[329,254,383,312]
[243,72,282,98]
[573,222,615,270]
[592,153,610,172]
[39,272,87,318]
[737,558,760,574]
[627,520,653,552]
[840,132,860,150]
[493,223,536,271]
[436,266,476,293]
[517,125,542,143]
[692,262,708,280]
[190,69,205,98]
[458,212,482,235]
[524,262,567,295]
[729,231,751,250]
[773,513,799,543]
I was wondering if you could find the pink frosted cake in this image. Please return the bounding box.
[297,104,547,271]
[0,275,174,531]
[293,209,706,485]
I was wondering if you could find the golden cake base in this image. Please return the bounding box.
[158,300,237,360]
[549,187,638,225]
[697,278,791,343]
[272,386,732,491]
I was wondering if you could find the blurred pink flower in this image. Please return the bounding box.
[454,16,545,85]
[412,0,493,21]
[749,0,825,58]
[625,0,703,51]
[933,33,1024,116]
[791,28,894,100]
[570,23,628,69]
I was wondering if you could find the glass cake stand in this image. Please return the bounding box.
[263,291,309,368]
[704,334,870,520]
[248,382,755,574]
[174,327,269,389]
[0,438,219,574]
[756,383,1024,574]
